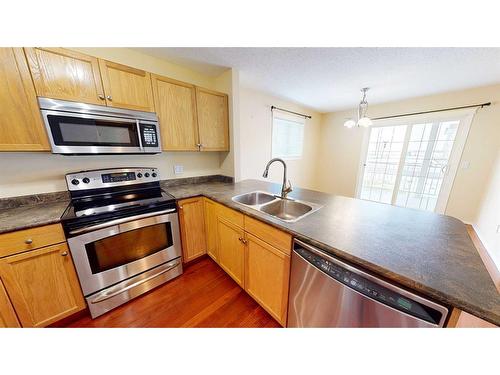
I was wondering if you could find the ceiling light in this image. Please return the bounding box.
[343,88,372,128]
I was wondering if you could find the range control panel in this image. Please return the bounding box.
[295,245,441,325]
[66,168,160,191]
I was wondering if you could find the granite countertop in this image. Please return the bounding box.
[1,178,498,325]
[0,193,70,234]
[165,179,500,326]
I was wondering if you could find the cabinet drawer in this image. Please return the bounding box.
[216,202,244,228]
[244,216,292,255]
[0,224,66,258]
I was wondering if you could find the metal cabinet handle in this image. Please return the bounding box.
[25,238,33,244]
[106,95,112,101]
[61,251,68,256]
[98,94,105,100]
[239,237,247,244]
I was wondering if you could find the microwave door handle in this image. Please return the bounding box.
[136,120,144,151]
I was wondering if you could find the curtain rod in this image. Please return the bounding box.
[271,105,312,119]
[372,102,491,121]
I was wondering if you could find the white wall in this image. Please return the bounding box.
[239,88,322,190]
[475,149,500,269]
[317,84,500,224]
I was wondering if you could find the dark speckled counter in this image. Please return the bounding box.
[164,179,500,326]
[1,177,498,325]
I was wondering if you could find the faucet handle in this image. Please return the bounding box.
[284,179,293,194]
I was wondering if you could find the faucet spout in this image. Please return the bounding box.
[262,158,293,199]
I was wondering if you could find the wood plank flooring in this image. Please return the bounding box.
[65,257,281,328]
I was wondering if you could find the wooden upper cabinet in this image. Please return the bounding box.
[99,59,154,112]
[0,48,50,151]
[0,278,20,328]
[0,242,85,328]
[178,197,207,262]
[151,75,199,151]
[196,87,229,151]
[24,47,105,105]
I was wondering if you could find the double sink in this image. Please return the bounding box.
[232,191,321,223]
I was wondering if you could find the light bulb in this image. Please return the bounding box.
[343,119,356,128]
[358,117,372,127]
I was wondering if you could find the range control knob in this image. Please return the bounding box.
[152,172,157,178]
[71,179,79,185]
[144,172,150,178]
[137,173,142,178]
[82,177,90,184]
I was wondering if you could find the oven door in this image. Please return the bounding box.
[67,211,181,296]
[41,110,160,154]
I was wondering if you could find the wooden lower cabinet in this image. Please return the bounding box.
[245,233,290,326]
[216,217,245,287]
[0,243,85,328]
[0,278,20,328]
[178,197,207,262]
[204,198,218,261]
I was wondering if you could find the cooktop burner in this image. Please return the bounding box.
[61,168,177,235]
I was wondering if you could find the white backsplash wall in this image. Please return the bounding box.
[0,152,222,198]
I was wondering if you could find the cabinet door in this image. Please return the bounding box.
[0,278,20,328]
[99,59,154,112]
[24,47,105,105]
[151,74,199,151]
[245,233,290,326]
[196,87,229,151]
[204,198,218,262]
[0,48,50,151]
[0,243,85,328]
[179,197,207,262]
[217,217,245,286]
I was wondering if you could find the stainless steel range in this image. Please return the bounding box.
[61,167,182,318]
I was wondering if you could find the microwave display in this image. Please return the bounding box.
[141,124,158,147]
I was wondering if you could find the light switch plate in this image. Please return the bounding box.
[174,165,184,175]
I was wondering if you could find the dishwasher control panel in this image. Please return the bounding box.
[295,245,443,325]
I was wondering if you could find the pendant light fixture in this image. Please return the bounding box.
[344,87,373,128]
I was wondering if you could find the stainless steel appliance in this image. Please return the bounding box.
[61,167,182,318]
[288,239,449,327]
[39,97,161,154]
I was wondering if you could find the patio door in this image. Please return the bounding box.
[356,109,476,213]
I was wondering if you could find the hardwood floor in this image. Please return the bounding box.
[65,257,281,328]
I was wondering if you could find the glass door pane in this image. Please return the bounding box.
[394,120,459,211]
[360,125,407,204]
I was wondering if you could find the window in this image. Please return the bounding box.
[272,112,305,159]
[357,110,475,213]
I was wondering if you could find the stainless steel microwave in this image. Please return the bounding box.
[39,97,162,155]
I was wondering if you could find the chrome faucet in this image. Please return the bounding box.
[262,158,293,199]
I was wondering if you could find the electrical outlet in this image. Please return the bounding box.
[174,165,184,175]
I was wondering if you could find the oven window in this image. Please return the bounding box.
[85,223,173,274]
[48,115,139,147]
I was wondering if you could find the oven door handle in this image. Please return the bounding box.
[69,208,177,235]
[89,260,181,304]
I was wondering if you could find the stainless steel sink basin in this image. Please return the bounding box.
[231,191,321,222]
[232,191,277,205]
[259,199,314,222]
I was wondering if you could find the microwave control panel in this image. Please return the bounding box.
[140,124,159,147]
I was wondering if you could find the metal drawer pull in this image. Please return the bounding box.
[69,208,176,235]
[61,251,68,256]
[106,95,112,101]
[90,261,180,304]
[25,238,33,244]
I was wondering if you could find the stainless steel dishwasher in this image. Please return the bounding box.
[288,239,449,327]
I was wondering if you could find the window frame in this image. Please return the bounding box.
[355,108,476,213]
[271,110,306,160]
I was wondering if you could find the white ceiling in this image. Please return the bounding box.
[137,48,500,113]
